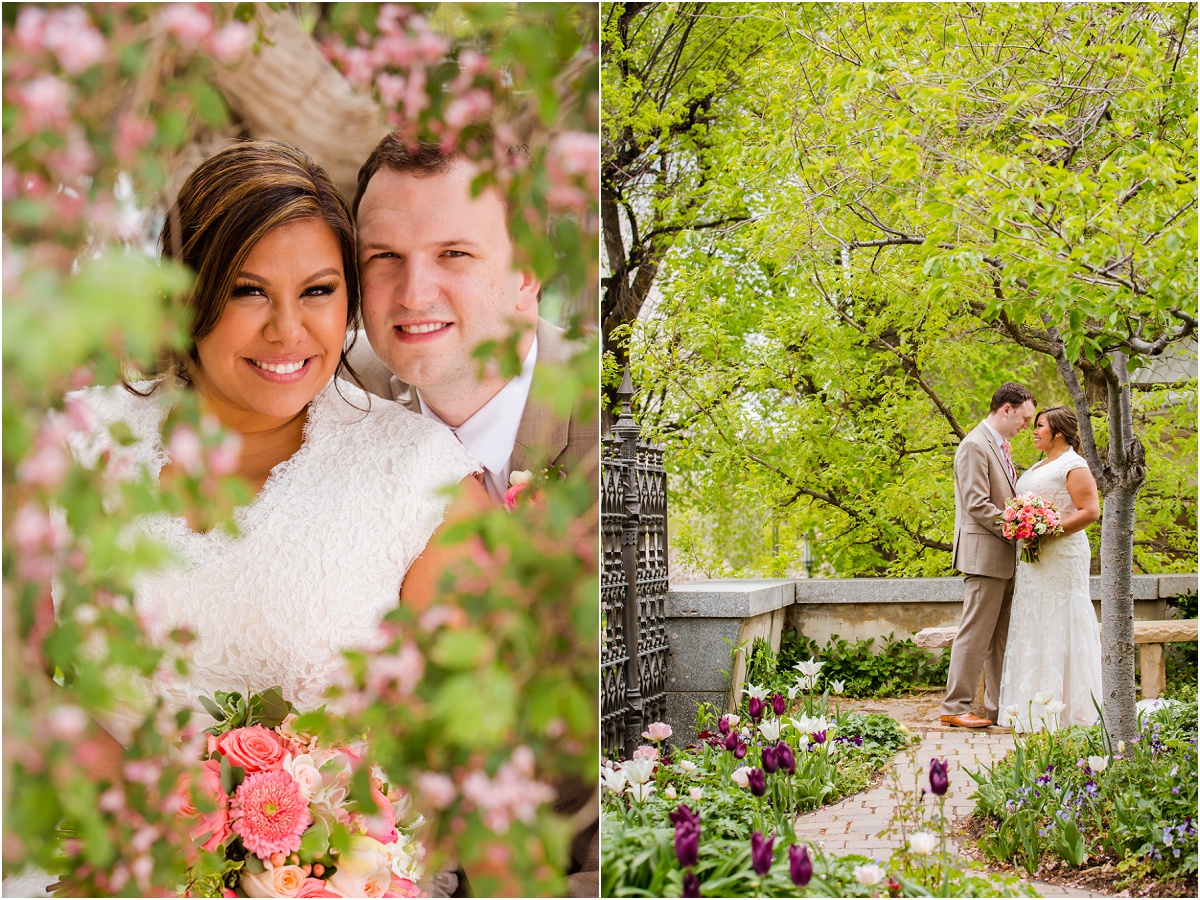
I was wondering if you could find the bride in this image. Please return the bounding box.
[997,405,1102,731]
[11,139,486,896]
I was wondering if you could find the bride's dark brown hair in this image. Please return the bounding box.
[129,139,362,391]
[1036,405,1081,451]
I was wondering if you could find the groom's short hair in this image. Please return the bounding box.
[989,382,1035,412]
[351,125,528,223]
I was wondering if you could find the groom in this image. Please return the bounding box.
[347,130,599,896]
[347,130,598,503]
[941,382,1036,728]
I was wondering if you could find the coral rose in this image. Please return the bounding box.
[218,725,288,773]
[178,759,231,854]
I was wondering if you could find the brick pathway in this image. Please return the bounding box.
[791,695,1113,898]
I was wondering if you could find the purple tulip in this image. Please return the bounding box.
[682,872,701,898]
[750,831,774,876]
[762,744,779,774]
[929,757,949,796]
[724,731,740,752]
[747,767,767,796]
[748,696,765,722]
[734,741,748,760]
[811,729,826,745]
[718,715,731,736]
[789,844,813,887]
[674,822,699,868]
[775,741,796,775]
[772,694,787,716]
[670,804,700,830]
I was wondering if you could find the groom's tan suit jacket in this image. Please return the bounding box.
[347,318,599,494]
[952,423,1018,579]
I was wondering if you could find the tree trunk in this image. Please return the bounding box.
[211,7,388,200]
[1100,481,1138,743]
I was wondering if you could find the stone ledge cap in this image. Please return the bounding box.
[667,579,795,617]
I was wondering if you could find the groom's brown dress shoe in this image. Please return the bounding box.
[940,713,993,728]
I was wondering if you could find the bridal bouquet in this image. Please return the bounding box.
[180,688,424,898]
[998,493,1063,563]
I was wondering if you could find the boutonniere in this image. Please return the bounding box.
[503,467,556,510]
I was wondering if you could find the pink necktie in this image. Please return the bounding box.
[1002,440,1015,482]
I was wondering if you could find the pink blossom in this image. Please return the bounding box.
[13,6,48,52]
[632,745,658,762]
[207,21,255,64]
[230,770,312,859]
[416,771,457,809]
[47,704,88,740]
[375,73,407,109]
[114,112,157,165]
[384,876,420,898]
[41,7,107,74]
[365,641,424,697]
[443,88,492,130]
[168,424,204,475]
[13,74,71,133]
[401,67,429,120]
[461,748,555,833]
[217,724,289,774]
[160,4,213,47]
[503,480,529,510]
[46,127,97,183]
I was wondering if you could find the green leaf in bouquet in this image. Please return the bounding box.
[243,854,265,874]
[199,694,226,722]
[299,813,331,859]
[219,755,245,796]
[249,686,293,728]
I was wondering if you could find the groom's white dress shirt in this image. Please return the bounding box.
[417,337,537,506]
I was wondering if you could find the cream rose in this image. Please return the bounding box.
[240,864,308,897]
[283,753,323,800]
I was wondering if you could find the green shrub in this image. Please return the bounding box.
[776,630,950,697]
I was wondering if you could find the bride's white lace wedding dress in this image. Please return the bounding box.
[4,378,477,897]
[997,448,1103,731]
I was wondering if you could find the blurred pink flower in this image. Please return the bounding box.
[114,112,157,165]
[160,4,213,47]
[365,641,425,697]
[14,74,71,132]
[416,771,457,809]
[207,21,254,64]
[41,7,107,74]
[167,424,203,475]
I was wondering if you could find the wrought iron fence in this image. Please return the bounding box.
[601,369,669,758]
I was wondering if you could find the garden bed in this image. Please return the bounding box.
[962,700,1198,899]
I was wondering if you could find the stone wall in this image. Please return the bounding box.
[661,573,1197,748]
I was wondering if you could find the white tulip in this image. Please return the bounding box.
[745,682,768,701]
[1087,755,1108,774]
[600,766,627,794]
[626,782,656,803]
[731,766,752,789]
[908,831,939,855]
[830,679,846,694]
[854,863,885,886]
[678,760,697,774]
[623,757,655,785]
[794,659,825,678]
[759,718,783,742]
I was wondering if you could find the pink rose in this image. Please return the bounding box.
[295,879,344,898]
[503,481,529,510]
[217,725,288,773]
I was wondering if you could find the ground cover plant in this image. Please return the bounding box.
[602,661,1031,897]
[968,699,1198,896]
[772,631,950,698]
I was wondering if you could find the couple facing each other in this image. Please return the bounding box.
[942,382,1103,734]
[58,134,597,895]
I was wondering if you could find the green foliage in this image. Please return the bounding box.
[607,2,1198,579]
[777,630,950,697]
[968,701,1198,882]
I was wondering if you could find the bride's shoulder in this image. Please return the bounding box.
[317,379,473,464]
[63,380,172,470]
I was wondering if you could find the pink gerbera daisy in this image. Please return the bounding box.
[229,770,312,858]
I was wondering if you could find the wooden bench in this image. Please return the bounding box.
[914,619,1199,700]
